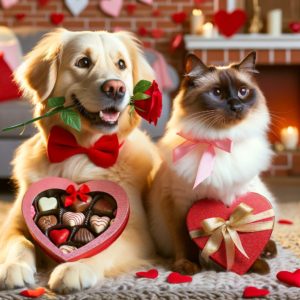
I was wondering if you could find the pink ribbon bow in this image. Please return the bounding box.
[173,132,232,189]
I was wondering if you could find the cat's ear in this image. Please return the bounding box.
[236,51,258,73]
[185,52,208,77]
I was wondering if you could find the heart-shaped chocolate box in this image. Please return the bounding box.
[22,177,129,262]
[187,193,275,275]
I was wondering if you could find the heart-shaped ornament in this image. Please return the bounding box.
[136,269,159,279]
[214,9,247,38]
[0,0,18,9]
[138,0,153,5]
[65,0,88,17]
[99,0,123,17]
[277,269,300,287]
[289,22,300,33]
[243,286,270,298]
[22,177,129,262]
[187,193,274,275]
[50,13,64,26]
[167,272,192,284]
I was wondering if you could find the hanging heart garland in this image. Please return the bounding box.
[65,0,88,17]
[99,0,123,17]
[50,13,65,26]
[1,0,18,9]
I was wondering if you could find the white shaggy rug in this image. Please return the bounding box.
[0,245,299,300]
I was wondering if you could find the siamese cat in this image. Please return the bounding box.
[148,52,277,275]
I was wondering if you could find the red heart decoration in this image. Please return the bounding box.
[277,269,300,287]
[152,9,160,17]
[49,229,70,246]
[187,193,274,275]
[20,287,45,298]
[15,13,26,21]
[136,269,159,279]
[167,272,192,284]
[214,9,247,38]
[50,13,64,26]
[151,29,164,39]
[22,177,129,262]
[126,4,136,15]
[138,26,148,37]
[243,286,270,298]
[289,22,300,33]
[170,33,183,51]
[278,219,293,225]
[171,11,187,24]
[38,0,49,7]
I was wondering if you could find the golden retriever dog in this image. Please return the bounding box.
[0,29,159,293]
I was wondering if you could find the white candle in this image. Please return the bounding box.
[227,0,236,12]
[202,22,214,38]
[280,126,299,150]
[267,9,282,36]
[190,9,204,35]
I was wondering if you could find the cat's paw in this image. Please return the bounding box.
[261,240,277,259]
[249,258,270,275]
[48,262,97,294]
[172,258,201,275]
[0,262,35,290]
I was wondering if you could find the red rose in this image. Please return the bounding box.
[132,80,162,126]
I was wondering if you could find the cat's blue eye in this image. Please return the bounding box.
[212,88,221,97]
[238,87,250,99]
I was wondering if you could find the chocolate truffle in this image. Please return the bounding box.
[92,195,117,215]
[37,215,57,232]
[59,245,77,254]
[73,228,94,244]
[62,212,85,227]
[90,215,110,234]
[38,196,58,212]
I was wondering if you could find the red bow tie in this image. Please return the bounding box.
[47,126,120,168]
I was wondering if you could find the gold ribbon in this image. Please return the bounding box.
[189,203,274,270]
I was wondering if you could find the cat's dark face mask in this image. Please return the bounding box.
[181,51,260,128]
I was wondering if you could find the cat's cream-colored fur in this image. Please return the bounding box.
[148,53,275,273]
[0,29,159,293]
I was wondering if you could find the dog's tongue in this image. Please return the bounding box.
[100,111,120,122]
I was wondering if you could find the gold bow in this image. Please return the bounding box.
[189,203,274,270]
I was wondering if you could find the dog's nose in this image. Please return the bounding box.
[101,80,126,100]
[228,99,244,113]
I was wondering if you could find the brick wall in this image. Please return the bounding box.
[0,0,215,71]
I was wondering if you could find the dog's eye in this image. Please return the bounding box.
[76,57,91,68]
[117,59,126,70]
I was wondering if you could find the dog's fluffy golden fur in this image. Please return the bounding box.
[0,29,160,293]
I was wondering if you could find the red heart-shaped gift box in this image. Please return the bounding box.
[22,177,129,262]
[187,193,274,275]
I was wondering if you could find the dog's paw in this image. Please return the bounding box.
[172,258,201,275]
[48,262,97,294]
[0,262,35,290]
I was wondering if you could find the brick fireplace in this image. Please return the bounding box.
[185,34,300,177]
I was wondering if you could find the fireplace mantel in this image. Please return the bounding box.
[185,34,300,50]
[184,34,300,65]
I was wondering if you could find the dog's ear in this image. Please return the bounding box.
[14,29,66,104]
[115,31,155,85]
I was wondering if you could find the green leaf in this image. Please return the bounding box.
[133,80,151,94]
[47,97,65,108]
[60,109,81,131]
[131,92,150,101]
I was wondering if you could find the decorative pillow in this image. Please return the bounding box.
[0,52,21,102]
